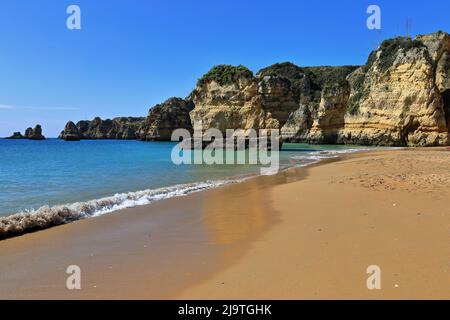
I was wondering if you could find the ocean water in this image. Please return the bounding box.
[0,139,369,236]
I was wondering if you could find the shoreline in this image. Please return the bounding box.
[177,147,450,299]
[0,150,342,299]
[0,146,368,240]
[0,148,449,299]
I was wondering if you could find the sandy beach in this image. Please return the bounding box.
[1,148,449,299]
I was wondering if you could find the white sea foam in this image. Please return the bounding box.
[0,178,245,239]
[0,147,372,239]
[290,148,372,163]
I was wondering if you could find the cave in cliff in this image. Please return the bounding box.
[442,89,450,131]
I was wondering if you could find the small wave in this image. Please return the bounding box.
[290,148,371,162]
[0,147,372,240]
[0,179,244,239]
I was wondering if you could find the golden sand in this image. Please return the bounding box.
[0,148,449,299]
[178,148,450,299]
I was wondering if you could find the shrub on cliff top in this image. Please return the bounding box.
[257,62,308,97]
[258,62,357,87]
[257,62,358,103]
[366,37,426,72]
[197,65,253,86]
[304,66,359,90]
[257,62,306,80]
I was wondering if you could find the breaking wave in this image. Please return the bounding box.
[0,179,244,239]
[0,147,374,240]
[289,148,371,164]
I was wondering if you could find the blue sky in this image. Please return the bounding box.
[1,0,450,137]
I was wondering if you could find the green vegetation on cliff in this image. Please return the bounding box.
[366,37,426,72]
[304,66,359,90]
[257,62,306,81]
[257,62,307,95]
[197,64,253,86]
[258,62,357,93]
[346,69,368,115]
[258,62,358,115]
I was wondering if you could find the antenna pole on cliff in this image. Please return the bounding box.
[406,19,412,38]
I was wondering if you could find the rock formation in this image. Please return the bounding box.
[60,98,193,141]
[338,33,449,146]
[189,32,450,146]
[189,63,357,141]
[259,64,358,143]
[60,121,81,141]
[26,125,46,140]
[6,125,45,140]
[5,132,25,139]
[24,127,34,138]
[59,117,146,140]
[189,64,300,133]
[138,97,194,141]
[58,31,450,147]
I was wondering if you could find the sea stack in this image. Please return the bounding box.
[5,132,25,139]
[24,127,34,138]
[5,125,46,140]
[59,121,81,141]
[26,125,46,140]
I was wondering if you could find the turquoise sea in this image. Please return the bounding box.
[0,139,370,234]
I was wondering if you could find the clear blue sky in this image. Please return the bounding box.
[1,0,450,137]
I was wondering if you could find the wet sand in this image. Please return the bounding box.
[0,161,297,299]
[178,148,450,299]
[1,148,449,299]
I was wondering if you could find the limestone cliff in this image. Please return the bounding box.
[340,33,450,146]
[189,63,357,142]
[189,64,305,134]
[138,97,194,141]
[188,32,450,146]
[258,64,358,143]
[59,117,145,140]
[58,31,450,147]
[60,98,193,141]
[189,65,270,132]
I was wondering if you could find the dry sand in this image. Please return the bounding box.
[178,148,450,299]
[0,148,449,299]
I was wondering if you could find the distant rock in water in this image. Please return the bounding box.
[59,117,146,140]
[24,127,34,138]
[5,132,25,139]
[139,97,194,141]
[60,121,81,141]
[60,98,194,142]
[5,125,46,140]
[26,125,46,140]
